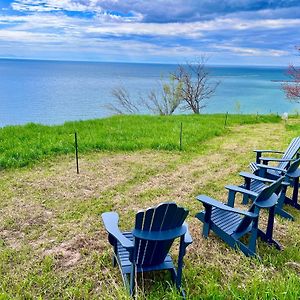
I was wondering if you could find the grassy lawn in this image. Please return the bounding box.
[0,115,299,299]
[0,114,280,169]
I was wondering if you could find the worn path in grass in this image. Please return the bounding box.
[0,120,300,299]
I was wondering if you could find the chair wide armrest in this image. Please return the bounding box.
[255,193,278,208]
[255,164,286,173]
[183,222,193,245]
[287,168,300,178]
[196,195,258,218]
[101,212,134,249]
[253,149,284,154]
[259,157,294,163]
[225,185,258,198]
[239,171,275,183]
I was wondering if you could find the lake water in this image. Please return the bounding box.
[0,59,298,127]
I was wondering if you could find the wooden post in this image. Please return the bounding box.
[74,132,79,174]
[179,122,183,151]
[256,112,258,121]
[224,112,228,128]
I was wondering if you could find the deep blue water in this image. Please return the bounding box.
[0,59,298,127]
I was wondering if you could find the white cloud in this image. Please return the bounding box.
[0,29,63,43]
[2,12,299,42]
[85,22,203,38]
[1,3,299,63]
[11,0,102,13]
[213,45,289,57]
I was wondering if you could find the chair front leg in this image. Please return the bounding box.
[176,235,186,289]
[261,158,269,165]
[242,177,251,205]
[202,204,212,237]
[284,177,300,209]
[258,167,267,178]
[258,206,281,250]
[175,236,189,299]
[129,263,136,297]
[256,151,262,164]
[112,253,117,267]
[248,217,258,254]
[292,177,300,209]
[227,190,237,207]
[266,206,275,242]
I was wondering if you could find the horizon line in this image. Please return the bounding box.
[0,56,288,68]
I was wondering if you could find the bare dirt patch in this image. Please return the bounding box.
[285,261,300,274]
[43,233,106,268]
[7,151,181,204]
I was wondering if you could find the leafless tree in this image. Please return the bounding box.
[108,57,219,115]
[172,57,220,114]
[106,86,140,114]
[109,77,182,115]
[282,48,300,102]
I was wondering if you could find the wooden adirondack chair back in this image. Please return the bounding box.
[133,202,188,266]
[278,137,300,170]
[235,177,284,234]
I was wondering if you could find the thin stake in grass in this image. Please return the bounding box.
[179,122,183,151]
[74,131,79,174]
[224,112,228,128]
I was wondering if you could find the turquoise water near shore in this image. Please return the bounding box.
[0,59,298,127]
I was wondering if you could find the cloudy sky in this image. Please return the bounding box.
[0,0,299,65]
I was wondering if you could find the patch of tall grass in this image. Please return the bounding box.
[0,114,280,169]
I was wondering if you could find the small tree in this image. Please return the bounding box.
[172,57,219,114]
[142,76,182,115]
[282,48,300,102]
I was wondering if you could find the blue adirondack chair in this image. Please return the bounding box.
[101,202,192,297]
[252,136,300,178]
[239,158,300,220]
[195,177,284,257]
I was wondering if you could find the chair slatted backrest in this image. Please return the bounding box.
[278,137,300,170]
[235,177,284,234]
[133,202,188,266]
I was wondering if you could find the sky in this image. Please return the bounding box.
[0,0,299,65]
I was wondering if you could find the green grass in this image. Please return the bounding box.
[0,114,280,169]
[0,114,300,299]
